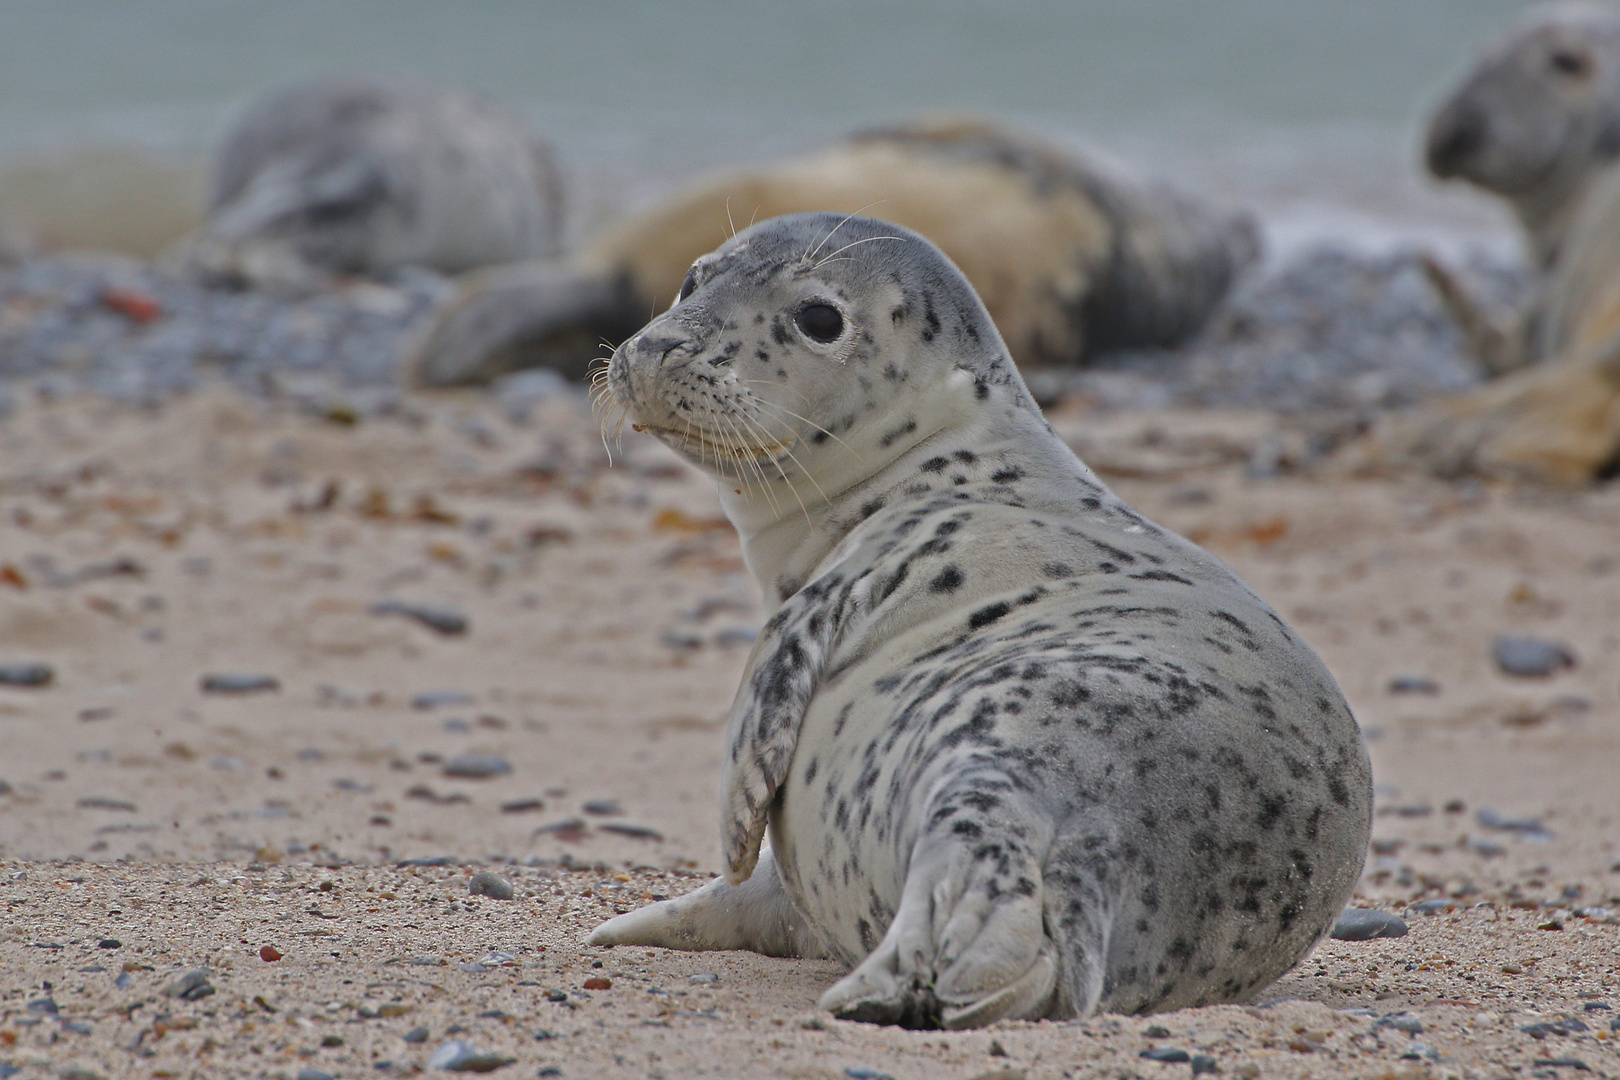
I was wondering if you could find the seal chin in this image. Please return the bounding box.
[632,423,797,472]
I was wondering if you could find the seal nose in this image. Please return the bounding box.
[1427,100,1487,178]
[633,332,695,367]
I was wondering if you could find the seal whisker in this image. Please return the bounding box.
[812,235,905,270]
[742,390,867,466]
[733,403,822,516]
[803,201,892,262]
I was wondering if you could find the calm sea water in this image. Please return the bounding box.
[0,0,1548,258]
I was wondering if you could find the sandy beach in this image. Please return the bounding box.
[0,386,1615,1079]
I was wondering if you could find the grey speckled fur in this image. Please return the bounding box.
[588,213,1372,1029]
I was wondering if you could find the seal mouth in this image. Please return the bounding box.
[632,423,795,466]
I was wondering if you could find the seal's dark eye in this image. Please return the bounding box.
[678,271,698,302]
[1551,48,1591,76]
[796,302,844,343]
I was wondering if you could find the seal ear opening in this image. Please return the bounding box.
[404,260,642,387]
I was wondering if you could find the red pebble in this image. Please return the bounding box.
[101,287,163,324]
[582,977,612,990]
[259,945,283,962]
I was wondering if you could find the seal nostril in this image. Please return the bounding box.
[1427,110,1486,177]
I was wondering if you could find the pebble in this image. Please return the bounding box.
[598,822,664,841]
[844,1070,897,1080]
[76,797,136,812]
[0,780,10,795]
[260,945,282,962]
[0,662,54,687]
[97,938,121,949]
[404,1026,431,1043]
[1477,807,1553,840]
[60,1020,93,1035]
[689,973,720,985]
[1531,1060,1591,1072]
[1330,908,1408,940]
[1522,1019,1589,1038]
[499,798,545,813]
[199,672,280,694]
[1492,635,1576,677]
[1381,1013,1425,1034]
[1140,1048,1191,1063]
[26,998,58,1014]
[443,755,512,780]
[162,969,215,1001]
[1387,675,1440,695]
[412,690,476,710]
[426,1040,516,1072]
[1411,898,1459,915]
[372,599,468,636]
[583,977,612,991]
[479,950,517,966]
[296,1069,336,1080]
[582,799,623,816]
[1191,1056,1219,1076]
[468,871,515,900]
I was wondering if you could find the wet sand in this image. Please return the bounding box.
[0,387,1616,1079]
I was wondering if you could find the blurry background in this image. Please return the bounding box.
[0,0,1547,263]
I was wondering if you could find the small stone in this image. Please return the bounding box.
[97,938,121,949]
[426,1039,516,1072]
[1191,1055,1219,1075]
[500,798,545,813]
[0,662,53,687]
[1530,1060,1591,1072]
[1492,635,1576,677]
[320,1034,344,1047]
[583,976,612,990]
[58,1069,104,1080]
[1331,908,1408,940]
[162,968,215,1000]
[113,972,133,990]
[199,672,280,694]
[404,1026,431,1043]
[1411,898,1458,915]
[582,799,623,816]
[1141,1048,1192,1063]
[1382,1013,1425,1034]
[296,1069,335,1080]
[598,822,663,841]
[260,945,282,961]
[1387,675,1440,695]
[844,1070,896,1080]
[372,600,468,636]
[468,871,515,900]
[443,755,512,780]
[61,1020,93,1035]
[689,972,720,985]
[479,951,517,967]
[398,855,457,868]
[26,998,58,1013]
[76,797,136,812]
[1477,807,1552,839]
[1144,1025,1172,1038]
[412,690,475,709]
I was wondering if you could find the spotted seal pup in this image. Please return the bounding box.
[407,117,1256,386]
[587,213,1372,1027]
[185,77,563,291]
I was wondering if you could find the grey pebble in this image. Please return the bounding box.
[499,798,545,814]
[443,755,511,780]
[26,998,58,1013]
[372,600,468,636]
[199,672,280,694]
[412,690,475,709]
[426,1039,516,1072]
[0,779,10,795]
[162,969,215,1000]
[843,1070,896,1080]
[598,822,664,842]
[1382,1012,1425,1034]
[97,938,121,949]
[113,972,133,990]
[582,799,622,816]
[1411,898,1459,915]
[404,1025,431,1043]
[1387,675,1440,695]
[1492,635,1576,677]
[60,1020,93,1035]
[468,871,514,900]
[76,797,136,812]
[397,857,457,868]
[1477,807,1553,840]
[689,972,719,985]
[0,662,54,688]
[1140,1047,1191,1063]
[296,1069,336,1080]
[1191,1055,1218,1075]
[1331,908,1408,940]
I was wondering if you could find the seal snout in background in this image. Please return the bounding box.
[181,77,563,293]
[1370,2,1620,482]
[589,212,1372,1028]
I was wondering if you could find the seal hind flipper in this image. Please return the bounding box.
[587,847,827,958]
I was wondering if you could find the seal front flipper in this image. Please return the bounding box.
[586,846,827,958]
[720,566,873,885]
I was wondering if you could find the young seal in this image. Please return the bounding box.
[406,118,1257,386]
[1424,2,1620,373]
[586,213,1372,1027]
[1373,3,1620,481]
[185,78,563,291]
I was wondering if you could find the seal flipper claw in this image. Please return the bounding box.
[587,847,826,958]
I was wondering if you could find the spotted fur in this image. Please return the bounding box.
[588,213,1372,1029]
